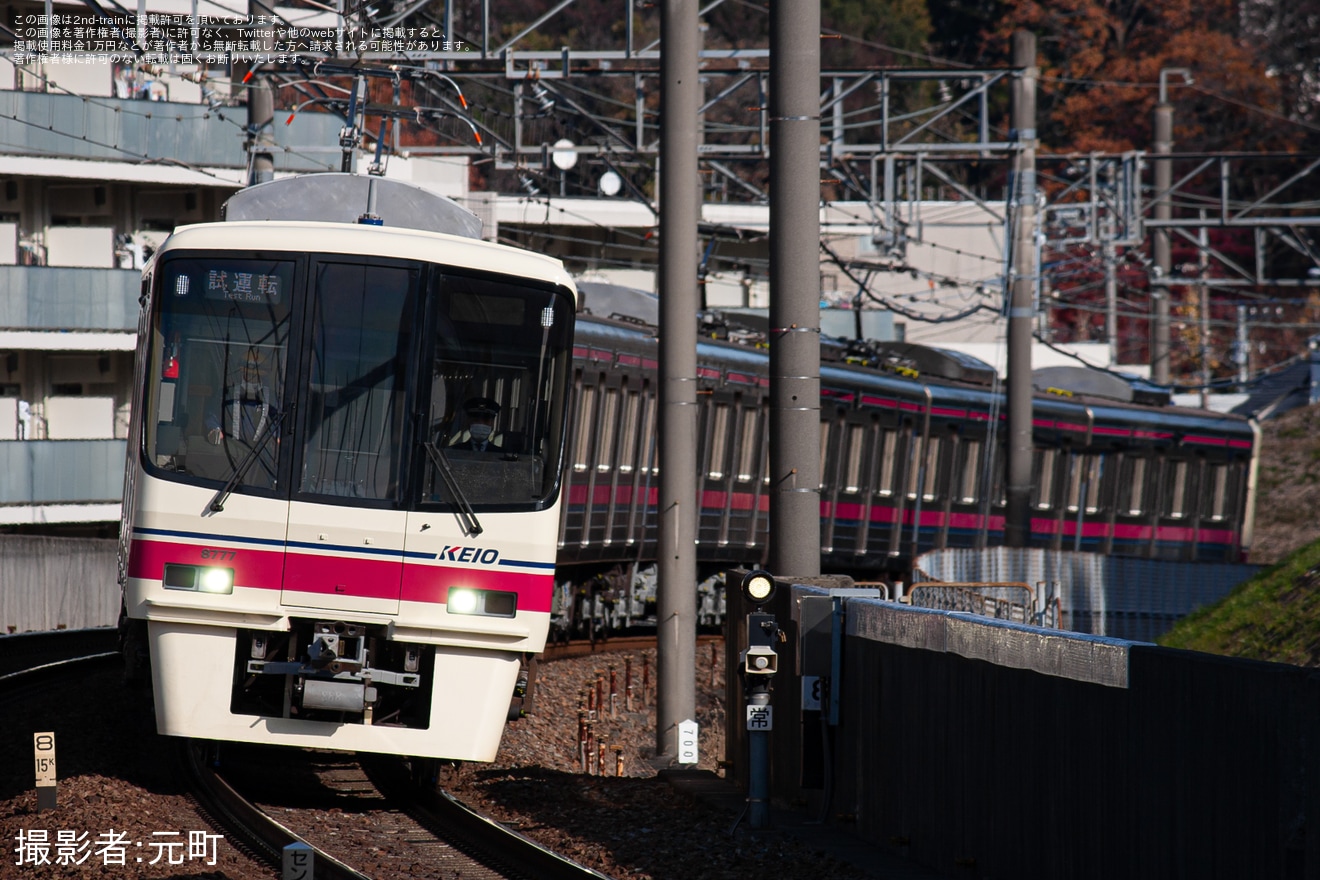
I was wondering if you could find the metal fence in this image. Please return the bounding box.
[0,535,119,633]
[913,546,1258,640]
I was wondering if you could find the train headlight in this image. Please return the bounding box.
[199,567,235,594]
[448,588,480,615]
[446,588,518,618]
[162,563,234,595]
[740,570,777,607]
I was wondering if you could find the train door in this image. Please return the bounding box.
[281,260,419,615]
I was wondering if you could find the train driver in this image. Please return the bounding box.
[206,345,280,447]
[452,397,502,452]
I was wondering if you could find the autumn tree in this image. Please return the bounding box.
[970,0,1302,153]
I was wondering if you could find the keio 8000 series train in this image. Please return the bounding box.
[550,289,1258,634]
[118,174,1258,759]
[118,176,577,761]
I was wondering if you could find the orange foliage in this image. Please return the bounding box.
[988,0,1299,152]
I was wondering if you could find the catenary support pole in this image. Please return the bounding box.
[1005,30,1037,548]
[1152,100,1173,385]
[247,0,276,185]
[768,0,822,578]
[655,0,699,762]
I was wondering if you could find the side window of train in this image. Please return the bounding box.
[843,422,867,494]
[906,436,941,502]
[1065,453,1103,514]
[818,418,833,490]
[1205,462,1231,521]
[643,392,660,476]
[956,438,981,504]
[596,386,620,473]
[1117,456,1146,516]
[708,401,731,480]
[572,380,595,473]
[1032,448,1058,509]
[736,405,761,482]
[903,433,935,501]
[617,386,641,476]
[1163,458,1190,518]
[876,428,897,497]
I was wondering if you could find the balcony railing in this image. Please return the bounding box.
[0,439,127,504]
[0,90,342,171]
[0,266,139,331]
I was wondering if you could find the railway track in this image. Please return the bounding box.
[0,627,616,880]
[542,631,722,660]
[210,743,611,880]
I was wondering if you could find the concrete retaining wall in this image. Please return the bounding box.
[725,584,1320,879]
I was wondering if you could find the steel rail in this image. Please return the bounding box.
[180,740,373,880]
[362,756,613,880]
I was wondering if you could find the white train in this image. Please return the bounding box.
[117,176,577,761]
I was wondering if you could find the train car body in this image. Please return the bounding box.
[119,211,578,761]
[552,310,1258,632]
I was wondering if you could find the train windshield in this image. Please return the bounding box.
[144,257,294,494]
[142,250,575,512]
[419,272,575,510]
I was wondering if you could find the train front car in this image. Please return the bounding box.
[121,221,577,761]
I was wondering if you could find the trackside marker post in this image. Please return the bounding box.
[33,731,56,810]
[678,718,699,765]
[283,841,314,880]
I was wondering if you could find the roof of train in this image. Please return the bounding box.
[154,220,578,295]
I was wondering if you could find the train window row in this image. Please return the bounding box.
[567,371,1245,533]
[815,414,1244,527]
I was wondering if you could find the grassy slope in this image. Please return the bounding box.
[1157,404,1320,666]
[1158,538,1320,665]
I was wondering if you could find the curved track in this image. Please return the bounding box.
[0,627,614,880]
[210,744,610,880]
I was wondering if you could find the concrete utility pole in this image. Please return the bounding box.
[1199,214,1210,407]
[768,0,822,578]
[1104,164,1118,363]
[1004,30,1037,548]
[655,0,699,762]
[247,0,276,185]
[1151,100,1172,384]
[1150,68,1189,385]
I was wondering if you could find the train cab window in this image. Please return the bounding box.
[844,424,867,493]
[736,407,761,482]
[597,388,620,473]
[956,439,981,504]
[707,403,730,480]
[419,273,575,509]
[297,261,417,501]
[572,384,596,473]
[1033,448,1057,510]
[144,256,294,492]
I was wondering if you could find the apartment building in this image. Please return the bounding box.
[0,1,341,530]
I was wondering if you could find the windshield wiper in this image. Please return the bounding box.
[207,410,288,513]
[423,439,484,537]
